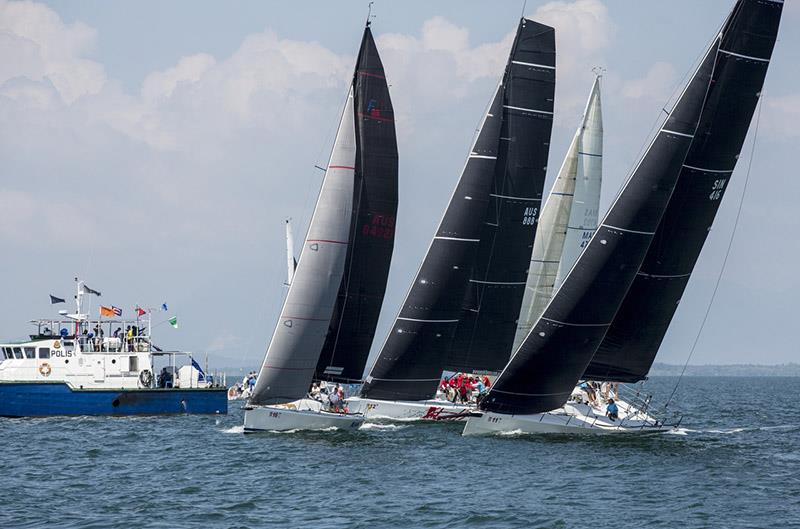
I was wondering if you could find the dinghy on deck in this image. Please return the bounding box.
[463,0,783,436]
[244,21,397,432]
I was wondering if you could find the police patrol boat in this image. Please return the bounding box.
[0,280,227,417]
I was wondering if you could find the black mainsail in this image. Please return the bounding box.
[446,19,556,375]
[583,0,783,383]
[314,26,399,384]
[481,33,719,415]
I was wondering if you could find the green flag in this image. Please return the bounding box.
[168,316,178,329]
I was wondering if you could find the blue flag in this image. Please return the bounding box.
[191,358,206,381]
[161,302,168,311]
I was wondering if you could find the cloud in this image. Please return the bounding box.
[0,0,106,103]
[621,61,677,100]
[762,93,800,140]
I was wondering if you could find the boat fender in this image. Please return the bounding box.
[38,362,52,377]
[138,369,153,387]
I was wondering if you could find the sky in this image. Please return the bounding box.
[1,0,798,372]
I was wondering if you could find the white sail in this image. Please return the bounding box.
[556,76,603,290]
[512,76,603,352]
[251,89,356,405]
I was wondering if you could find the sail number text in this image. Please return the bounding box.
[709,179,726,201]
[522,207,538,225]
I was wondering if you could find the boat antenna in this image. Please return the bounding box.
[366,1,375,27]
[592,66,606,79]
[520,0,527,19]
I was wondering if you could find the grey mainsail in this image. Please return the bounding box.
[512,76,603,352]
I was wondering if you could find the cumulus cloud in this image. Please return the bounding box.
[0,0,106,103]
[621,61,677,101]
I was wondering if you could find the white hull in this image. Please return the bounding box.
[243,399,364,432]
[349,396,475,421]
[462,401,669,436]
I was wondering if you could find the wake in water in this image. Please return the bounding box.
[359,422,407,431]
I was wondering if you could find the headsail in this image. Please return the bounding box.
[250,88,357,405]
[583,0,783,383]
[481,33,719,415]
[445,18,557,375]
[314,26,399,384]
[512,76,602,352]
[360,86,504,401]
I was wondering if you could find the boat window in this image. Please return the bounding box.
[2,348,10,359]
[13,347,23,359]
[24,347,35,359]
[38,347,51,359]
[128,356,138,372]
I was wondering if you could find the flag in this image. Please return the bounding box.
[191,358,206,381]
[168,316,178,329]
[50,295,65,304]
[100,306,122,317]
[136,307,147,317]
[161,303,168,311]
[82,284,101,296]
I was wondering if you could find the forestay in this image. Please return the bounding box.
[584,0,783,383]
[481,35,719,416]
[512,76,602,352]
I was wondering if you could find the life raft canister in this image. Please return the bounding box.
[39,362,52,377]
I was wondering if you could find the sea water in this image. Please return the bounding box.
[1,376,798,528]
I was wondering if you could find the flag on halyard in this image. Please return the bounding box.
[136,307,147,317]
[100,306,122,317]
[191,358,206,381]
[161,303,168,311]
[50,295,65,304]
[168,316,178,329]
[82,284,101,296]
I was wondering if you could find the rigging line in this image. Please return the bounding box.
[664,95,764,409]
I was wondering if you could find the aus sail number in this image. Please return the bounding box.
[522,207,538,225]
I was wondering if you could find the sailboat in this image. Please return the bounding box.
[463,0,783,436]
[350,18,557,420]
[243,22,398,432]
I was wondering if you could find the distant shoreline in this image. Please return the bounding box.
[648,363,800,377]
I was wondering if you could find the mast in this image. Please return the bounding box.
[481,29,719,416]
[512,75,602,352]
[313,25,399,384]
[583,0,783,382]
[445,18,556,376]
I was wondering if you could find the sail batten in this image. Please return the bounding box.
[583,0,783,382]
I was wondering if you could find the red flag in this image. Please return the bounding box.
[136,307,147,317]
